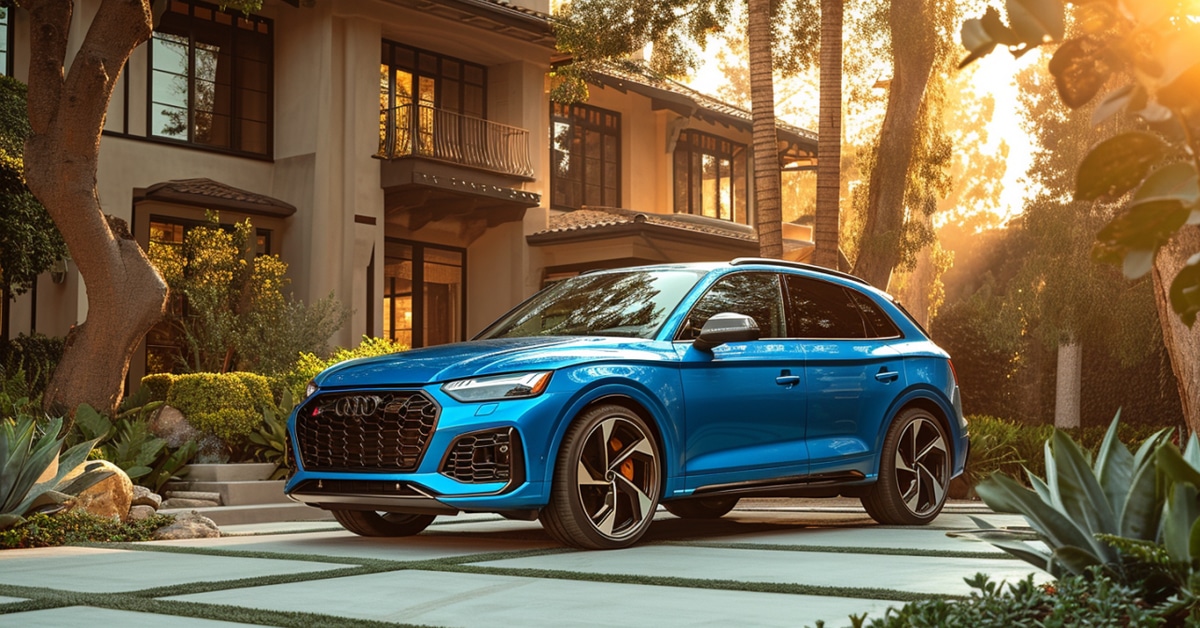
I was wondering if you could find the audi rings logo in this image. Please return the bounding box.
[334,395,382,417]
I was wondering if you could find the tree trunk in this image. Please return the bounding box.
[747,0,782,258]
[19,0,168,421]
[1054,338,1082,429]
[812,0,843,269]
[1153,225,1200,433]
[851,0,935,288]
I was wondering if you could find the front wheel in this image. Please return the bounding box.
[332,510,436,537]
[540,404,661,549]
[861,408,951,525]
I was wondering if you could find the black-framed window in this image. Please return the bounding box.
[1,6,12,77]
[784,275,872,339]
[673,130,748,224]
[149,0,272,157]
[550,102,620,210]
[379,40,486,157]
[382,239,466,349]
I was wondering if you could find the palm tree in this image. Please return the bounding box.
[812,0,843,269]
[748,0,782,258]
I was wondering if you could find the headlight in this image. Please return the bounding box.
[305,380,317,398]
[442,371,552,402]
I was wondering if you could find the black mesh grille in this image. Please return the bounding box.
[441,428,516,483]
[296,391,439,472]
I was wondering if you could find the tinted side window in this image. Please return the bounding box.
[848,290,902,338]
[784,275,867,339]
[679,272,785,339]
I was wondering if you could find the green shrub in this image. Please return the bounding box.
[274,335,406,402]
[0,333,64,399]
[0,510,177,549]
[854,570,1169,627]
[139,373,176,402]
[167,372,273,443]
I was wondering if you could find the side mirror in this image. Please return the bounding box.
[693,312,760,352]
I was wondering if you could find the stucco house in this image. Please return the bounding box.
[0,0,817,380]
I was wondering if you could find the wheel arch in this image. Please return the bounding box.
[872,386,962,477]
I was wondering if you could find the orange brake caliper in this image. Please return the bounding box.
[609,436,635,481]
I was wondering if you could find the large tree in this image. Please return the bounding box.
[15,0,260,421]
[810,0,842,268]
[959,0,1200,430]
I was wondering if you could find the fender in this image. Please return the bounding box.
[537,363,685,495]
[868,383,963,477]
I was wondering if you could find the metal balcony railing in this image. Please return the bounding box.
[378,103,534,179]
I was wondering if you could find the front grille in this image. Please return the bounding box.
[296,391,439,472]
[441,428,520,483]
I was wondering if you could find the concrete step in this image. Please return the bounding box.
[170,481,290,507]
[159,502,335,527]
[164,490,223,503]
[182,463,278,482]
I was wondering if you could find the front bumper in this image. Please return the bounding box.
[284,384,564,514]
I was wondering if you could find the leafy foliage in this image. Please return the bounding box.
[0,333,65,400]
[0,75,67,296]
[247,389,293,478]
[165,372,274,444]
[960,0,1200,325]
[853,570,1168,627]
[68,399,196,492]
[274,336,407,403]
[148,212,348,374]
[0,415,106,531]
[0,510,176,549]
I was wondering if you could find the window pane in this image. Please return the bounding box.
[785,275,868,339]
[383,244,414,348]
[423,257,463,346]
[238,119,268,154]
[152,103,189,139]
[683,273,785,339]
[849,291,901,338]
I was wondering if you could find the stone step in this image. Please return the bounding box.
[159,502,335,527]
[172,480,290,507]
[164,490,223,503]
[182,463,279,482]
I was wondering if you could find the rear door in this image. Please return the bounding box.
[783,274,906,476]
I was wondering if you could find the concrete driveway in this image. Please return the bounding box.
[0,499,1044,627]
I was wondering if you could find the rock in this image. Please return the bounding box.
[164,490,222,504]
[129,505,158,521]
[61,460,134,522]
[131,485,163,510]
[153,511,220,540]
[161,497,220,509]
[149,405,200,449]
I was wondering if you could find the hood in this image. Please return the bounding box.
[314,336,674,388]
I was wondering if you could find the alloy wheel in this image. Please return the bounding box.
[574,416,659,540]
[894,416,949,518]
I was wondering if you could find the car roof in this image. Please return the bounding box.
[582,259,873,289]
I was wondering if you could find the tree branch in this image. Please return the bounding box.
[16,0,69,134]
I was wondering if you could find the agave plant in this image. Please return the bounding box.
[963,415,1172,580]
[0,414,109,530]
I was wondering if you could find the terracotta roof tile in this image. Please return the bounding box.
[137,178,296,217]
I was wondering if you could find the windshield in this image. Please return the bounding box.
[477,269,705,339]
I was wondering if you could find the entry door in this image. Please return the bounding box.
[676,272,809,490]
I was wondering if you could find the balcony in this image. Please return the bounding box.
[377,103,534,179]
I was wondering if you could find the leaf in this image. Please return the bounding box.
[1075,132,1167,200]
[1006,0,1065,43]
[73,404,114,442]
[1134,163,1200,206]
[1157,443,1200,487]
[1095,199,1190,253]
[1122,249,1155,279]
[1120,446,1163,540]
[1169,253,1200,327]
[1190,516,1200,562]
[1091,84,1139,126]
[975,474,1098,553]
[1053,545,1103,575]
[1050,429,1117,535]
[1093,413,1134,517]
[1163,483,1200,563]
[1048,36,1110,109]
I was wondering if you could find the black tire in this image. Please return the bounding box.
[332,510,436,537]
[540,404,662,550]
[861,407,951,525]
[663,497,739,519]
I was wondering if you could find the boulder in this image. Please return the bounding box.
[153,511,220,540]
[131,485,163,510]
[149,405,201,449]
[128,505,158,521]
[61,460,134,522]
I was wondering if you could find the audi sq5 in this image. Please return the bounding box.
[285,258,968,549]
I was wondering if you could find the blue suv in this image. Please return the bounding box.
[285,259,968,549]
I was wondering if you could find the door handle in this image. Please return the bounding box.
[875,369,899,383]
[775,375,801,387]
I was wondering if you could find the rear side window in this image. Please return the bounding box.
[784,275,867,339]
[848,290,902,338]
[678,272,785,339]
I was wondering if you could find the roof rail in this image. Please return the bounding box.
[729,257,871,287]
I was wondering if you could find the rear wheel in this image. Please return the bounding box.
[332,510,436,537]
[540,404,661,549]
[663,497,739,519]
[861,407,950,525]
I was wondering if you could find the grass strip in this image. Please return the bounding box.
[418,562,954,603]
[663,540,1017,560]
